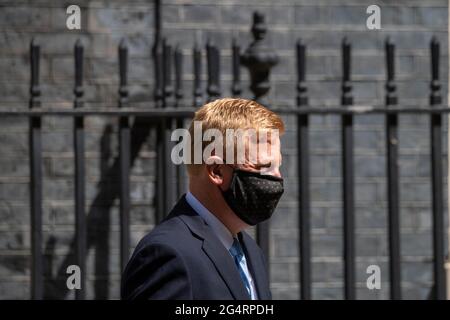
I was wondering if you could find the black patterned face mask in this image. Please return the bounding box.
[221,168,284,226]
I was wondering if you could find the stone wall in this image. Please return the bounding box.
[0,0,448,299]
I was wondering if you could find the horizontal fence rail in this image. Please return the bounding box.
[0,102,450,118]
[0,11,447,300]
[2,106,450,117]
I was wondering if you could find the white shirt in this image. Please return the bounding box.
[185,192,259,300]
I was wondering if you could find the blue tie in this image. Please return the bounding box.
[229,238,252,298]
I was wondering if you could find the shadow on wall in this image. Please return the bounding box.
[42,117,157,299]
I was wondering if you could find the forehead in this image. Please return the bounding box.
[244,131,281,163]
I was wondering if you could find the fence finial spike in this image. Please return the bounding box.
[31,37,38,46]
[385,36,393,45]
[194,29,202,45]
[194,40,200,50]
[118,37,128,104]
[431,35,438,44]
[119,38,127,49]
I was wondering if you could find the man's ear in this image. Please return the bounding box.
[205,163,224,186]
[205,155,226,186]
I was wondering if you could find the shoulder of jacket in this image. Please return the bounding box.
[134,216,197,255]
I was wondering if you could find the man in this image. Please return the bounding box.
[121,98,285,300]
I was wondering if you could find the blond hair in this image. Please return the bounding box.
[187,98,285,176]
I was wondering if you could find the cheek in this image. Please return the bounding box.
[221,170,234,190]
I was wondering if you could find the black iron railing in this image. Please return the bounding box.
[0,10,447,300]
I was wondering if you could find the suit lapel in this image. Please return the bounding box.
[239,232,271,300]
[175,195,250,300]
[201,239,250,300]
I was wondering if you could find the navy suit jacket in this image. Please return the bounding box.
[121,195,272,300]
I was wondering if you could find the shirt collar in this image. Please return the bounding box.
[185,191,235,250]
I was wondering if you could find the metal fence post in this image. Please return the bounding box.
[341,37,355,300]
[429,37,446,300]
[385,38,402,300]
[73,39,86,299]
[29,39,43,300]
[206,40,221,101]
[118,39,131,272]
[231,38,242,97]
[296,39,311,300]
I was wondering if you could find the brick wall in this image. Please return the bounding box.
[0,0,448,299]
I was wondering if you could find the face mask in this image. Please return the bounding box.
[221,168,284,226]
